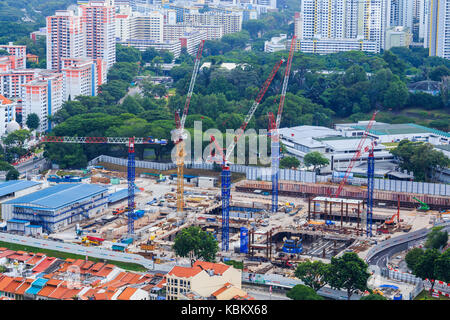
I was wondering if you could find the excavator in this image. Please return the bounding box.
[413,197,430,211]
[377,197,411,234]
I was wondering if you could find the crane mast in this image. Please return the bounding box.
[211,59,284,251]
[41,135,167,235]
[331,110,378,198]
[172,40,205,215]
[270,36,296,213]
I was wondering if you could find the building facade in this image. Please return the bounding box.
[3,184,108,233]
[425,0,450,59]
[296,0,388,54]
[0,43,26,70]
[80,1,116,71]
[21,71,63,132]
[61,57,106,101]
[46,10,86,72]
[0,95,16,137]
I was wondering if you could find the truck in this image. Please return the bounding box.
[112,207,126,215]
[82,236,105,246]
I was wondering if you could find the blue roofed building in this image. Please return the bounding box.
[24,278,48,300]
[0,180,42,205]
[2,184,108,234]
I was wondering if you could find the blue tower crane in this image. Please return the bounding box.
[209,59,284,251]
[41,136,168,235]
[366,147,375,237]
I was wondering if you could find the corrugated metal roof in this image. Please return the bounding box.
[108,187,139,203]
[5,184,107,210]
[0,180,41,197]
[25,278,48,295]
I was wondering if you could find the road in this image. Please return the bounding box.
[15,157,48,175]
[367,242,409,269]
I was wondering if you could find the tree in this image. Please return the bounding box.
[414,248,441,282]
[327,252,371,300]
[303,152,329,171]
[286,284,324,300]
[391,140,450,182]
[25,113,40,131]
[294,260,329,291]
[172,226,219,262]
[425,226,449,250]
[280,156,300,169]
[405,247,425,273]
[434,249,450,283]
[360,293,387,300]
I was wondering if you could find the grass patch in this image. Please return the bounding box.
[414,290,450,301]
[0,241,147,272]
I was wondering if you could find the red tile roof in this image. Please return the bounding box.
[32,257,57,273]
[167,266,203,278]
[3,277,25,294]
[0,276,14,291]
[211,282,232,297]
[193,261,230,275]
[117,287,137,300]
[15,279,33,295]
[0,250,16,259]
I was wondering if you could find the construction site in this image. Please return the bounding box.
[3,38,449,283]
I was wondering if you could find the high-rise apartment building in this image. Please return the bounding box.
[131,11,164,43]
[183,12,242,34]
[0,43,26,69]
[61,57,107,101]
[0,69,40,99]
[22,71,63,132]
[390,0,414,29]
[425,0,450,59]
[80,1,116,71]
[0,94,17,137]
[296,0,388,53]
[46,10,86,72]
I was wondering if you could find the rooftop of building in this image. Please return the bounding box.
[336,121,450,138]
[4,183,108,210]
[0,180,41,198]
[0,94,13,105]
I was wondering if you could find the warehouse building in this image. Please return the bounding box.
[0,180,43,204]
[2,183,108,234]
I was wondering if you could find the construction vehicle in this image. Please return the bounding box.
[413,197,430,211]
[112,206,126,215]
[81,236,105,246]
[377,196,404,234]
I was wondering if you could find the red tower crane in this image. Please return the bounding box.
[330,110,378,198]
[209,59,284,251]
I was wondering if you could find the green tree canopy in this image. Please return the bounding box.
[327,252,371,300]
[25,113,40,131]
[286,284,324,300]
[391,140,450,182]
[425,226,449,250]
[303,152,329,171]
[280,156,300,169]
[172,226,219,262]
[294,260,329,291]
